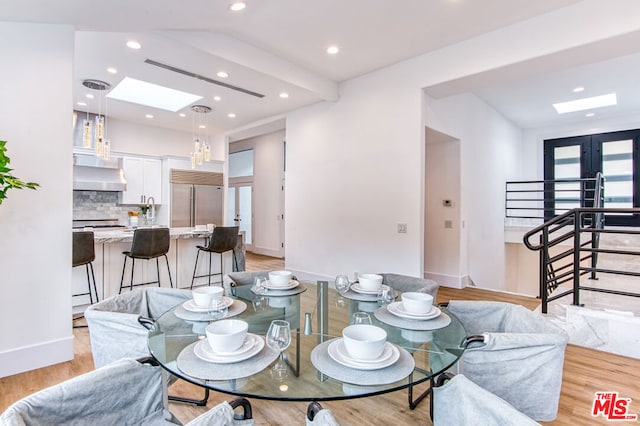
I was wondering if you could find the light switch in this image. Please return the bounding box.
[397,223,407,233]
[444,220,453,229]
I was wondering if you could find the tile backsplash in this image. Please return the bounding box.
[73,191,136,224]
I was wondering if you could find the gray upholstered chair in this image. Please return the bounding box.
[187,398,254,426]
[378,273,439,298]
[85,287,209,406]
[226,270,273,297]
[306,402,341,426]
[446,300,569,421]
[433,373,539,426]
[0,358,175,425]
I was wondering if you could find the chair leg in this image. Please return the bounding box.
[88,262,98,303]
[130,258,135,292]
[164,255,173,288]
[168,387,210,407]
[156,257,161,288]
[191,250,201,289]
[85,264,93,305]
[219,252,224,285]
[119,256,128,294]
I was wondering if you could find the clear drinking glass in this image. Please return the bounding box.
[266,320,291,353]
[377,286,396,306]
[351,312,372,325]
[208,297,228,320]
[252,276,268,294]
[335,275,351,294]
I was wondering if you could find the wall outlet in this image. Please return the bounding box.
[397,223,407,233]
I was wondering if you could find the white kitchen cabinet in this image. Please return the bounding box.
[121,157,162,204]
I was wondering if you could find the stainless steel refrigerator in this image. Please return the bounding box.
[170,170,224,227]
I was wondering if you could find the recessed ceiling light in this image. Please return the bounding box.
[279,92,289,99]
[77,101,87,106]
[573,86,585,93]
[217,71,229,78]
[85,94,94,99]
[229,1,246,11]
[107,77,203,112]
[126,40,142,50]
[145,114,154,119]
[326,46,339,55]
[585,112,595,117]
[106,67,118,74]
[228,113,236,118]
[199,124,206,129]
[552,93,617,114]
[179,113,186,118]
[213,96,221,101]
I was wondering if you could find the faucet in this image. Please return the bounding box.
[147,196,155,225]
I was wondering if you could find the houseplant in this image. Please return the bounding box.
[0,140,39,204]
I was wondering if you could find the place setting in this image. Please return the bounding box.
[311,320,415,386]
[336,273,396,303]
[176,319,280,381]
[250,270,307,296]
[374,291,451,330]
[174,286,247,321]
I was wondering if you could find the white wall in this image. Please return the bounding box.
[230,130,285,257]
[0,22,74,377]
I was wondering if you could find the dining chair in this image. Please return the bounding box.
[191,226,239,289]
[226,270,273,296]
[306,402,341,426]
[85,287,210,406]
[432,373,540,425]
[446,300,569,421]
[377,273,439,298]
[119,227,173,293]
[72,230,99,304]
[0,358,176,425]
[186,398,254,425]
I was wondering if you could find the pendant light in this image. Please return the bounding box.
[190,105,212,169]
[81,79,111,160]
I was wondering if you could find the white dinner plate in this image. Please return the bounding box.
[204,334,258,357]
[327,339,399,370]
[387,302,441,320]
[350,283,390,295]
[262,279,299,290]
[194,334,264,364]
[182,296,234,313]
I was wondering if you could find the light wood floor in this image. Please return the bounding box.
[1,253,638,425]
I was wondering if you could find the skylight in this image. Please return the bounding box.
[553,93,617,114]
[107,77,202,112]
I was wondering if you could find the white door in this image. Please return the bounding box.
[227,184,253,250]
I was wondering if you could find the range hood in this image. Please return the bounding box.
[73,154,127,191]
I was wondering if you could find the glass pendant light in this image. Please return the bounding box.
[81,79,111,160]
[82,117,92,148]
[190,105,212,168]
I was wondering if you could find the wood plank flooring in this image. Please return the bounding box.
[1,254,639,425]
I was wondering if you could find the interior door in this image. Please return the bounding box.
[227,184,253,248]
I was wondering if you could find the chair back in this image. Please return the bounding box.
[72,231,95,267]
[130,227,170,258]
[207,226,239,253]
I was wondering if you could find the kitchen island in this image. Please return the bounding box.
[72,227,245,310]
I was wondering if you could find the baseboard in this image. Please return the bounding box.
[250,246,284,258]
[423,271,467,289]
[0,336,74,378]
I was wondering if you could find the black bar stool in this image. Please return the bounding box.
[72,231,98,304]
[119,228,173,293]
[191,226,238,288]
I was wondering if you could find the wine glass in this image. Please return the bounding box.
[377,286,396,306]
[266,320,291,353]
[351,312,372,325]
[207,297,228,320]
[335,275,351,295]
[252,276,268,294]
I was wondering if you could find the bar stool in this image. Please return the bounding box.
[191,226,239,288]
[119,228,173,293]
[72,231,98,304]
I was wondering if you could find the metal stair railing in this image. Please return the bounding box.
[524,207,640,313]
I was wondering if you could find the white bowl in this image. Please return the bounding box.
[206,319,248,353]
[192,286,224,307]
[358,274,383,291]
[401,292,434,315]
[342,324,387,360]
[268,270,293,286]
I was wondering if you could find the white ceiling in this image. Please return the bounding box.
[6,0,639,135]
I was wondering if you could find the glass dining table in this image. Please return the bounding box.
[147,280,466,409]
